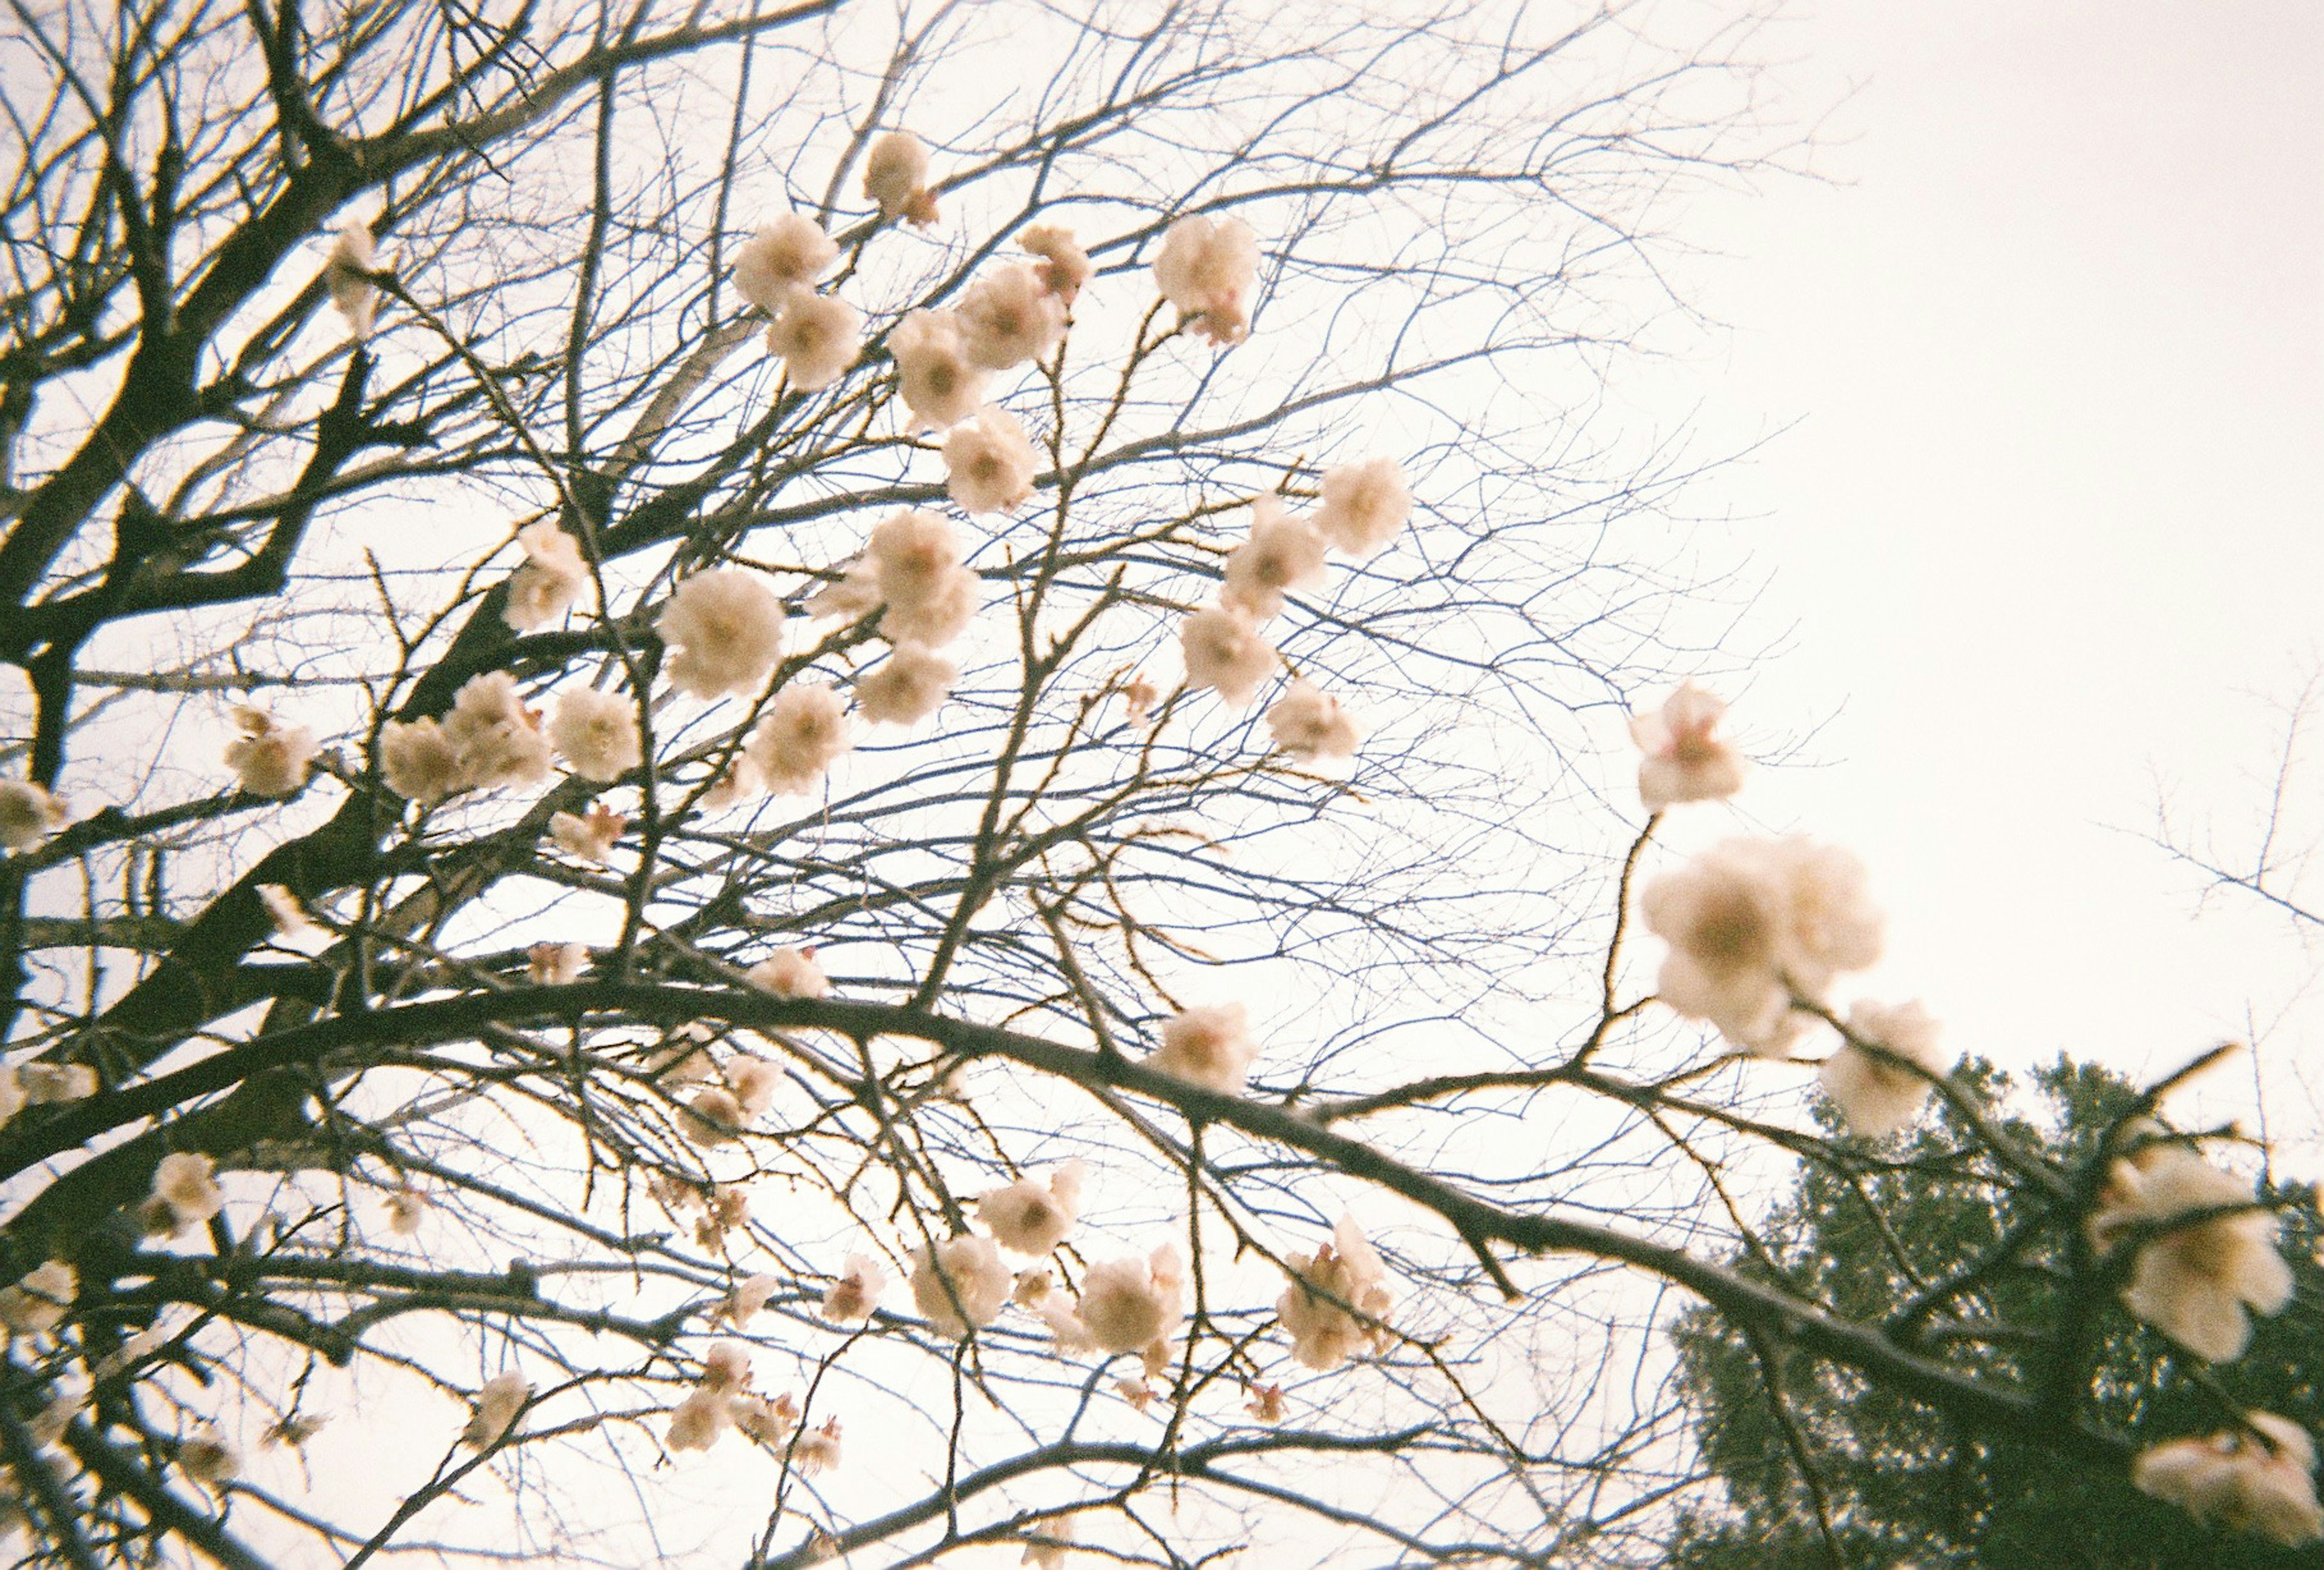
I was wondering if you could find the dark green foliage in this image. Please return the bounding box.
[1670,1057,2324,1569]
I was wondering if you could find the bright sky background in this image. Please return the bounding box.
[1651,0,2323,1140]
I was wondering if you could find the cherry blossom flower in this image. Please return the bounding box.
[734,1390,799,1448]
[888,309,989,431]
[733,214,838,314]
[944,405,1039,514]
[747,685,853,795]
[910,1234,1013,1337]
[957,263,1068,370]
[856,643,957,725]
[1819,999,1948,1138]
[1121,675,1159,725]
[865,510,979,647]
[1640,836,1885,1057]
[792,1416,843,1474]
[681,1085,749,1146]
[821,1254,885,1322]
[527,941,586,986]
[445,671,554,792]
[1071,1244,1183,1372]
[462,1371,530,1449]
[667,1387,732,1453]
[748,945,831,999]
[0,1261,76,1338]
[323,218,381,339]
[549,804,625,862]
[1151,1002,1258,1094]
[179,1428,240,1489]
[1154,213,1258,345]
[701,1339,753,1394]
[864,131,939,226]
[1278,1215,1396,1370]
[1246,1384,1286,1423]
[505,521,591,632]
[2089,1140,2293,1362]
[767,284,862,390]
[145,1153,226,1237]
[1021,1516,1077,1568]
[1265,678,1362,763]
[657,568,786,700]
[0,778,68,852]
[1220,495,1327,620]
[2133,1413,2323,1545]
[726,1273,780,1325]
[1629,682,1748,810]
[723,1054,781,1115]
[224,705,317,797]
[806,563,885,625]
[379,717,463,804]
[1021,225,1091,303]
[978,1161,1085,1256]
[1313,456,1411,559]
[384,1187,430,1237]
[18,1062,97,1102]
[548,687,642,783]
[1178,603,1278,707]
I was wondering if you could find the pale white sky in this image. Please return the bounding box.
[1645,0,2324,1128]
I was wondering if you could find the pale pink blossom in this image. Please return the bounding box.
[257,884,323,943]
[224,705,317,797]
[978,1161,1085,1256]
[910,1234,1013,1337]
[1151,1002,1258,1094]
[0,1261,76,1338]
[821,1254,885,1322]
[701,1339,753,1393]
[734,214,839,314]
[145,1152,226,1237]
[2134,1413,2323,1545]
[725,1273,780,1324]
[1020,1515,1077,1569]
[1121,675,1160,725]
[681,1086,749,1146]
[548,688,642,782]
[1179,603,1278,708]
[1246,1383,1286,1422]
[792,1416,842,1474]
[856,643,957,725]
[1220,495,1327,620]
[2089,1141,2293,1362]
[1154,214,1258,345]
[384,1187,429,1236]
[865,510,979,647]
[323,218,381,339]
[864,131,939,227]
[1278,1215,1396,1370]
[0,778,68,852]
[1265,678,1362,763]
[767,284,862,391]
[1071,1244,1183,1370]
[748,945,831,999]
[658,568,786,700]
[1020,225,1091,303]
[957,263,1068,370]
[734,1390,799,1448]
[379,717,463,804]
[16,1063,96,1103]
[723,1054,781,1115]
[549,804,625,862]
[1640,836,1884,1057]
[889,309,990,431]
[1819,999,1948,1138]
[528,941,586,985]
[747,685,853,795]
[666,1387,732,1453]
[1313,457,1411,558]
[179,1428,240,1489]
[462,1371,530,1449]
[944,405,1039,514]
[806,564,885,625]
[1629,683,1748,810]
[504,521,591,632]
[445,671,554,792]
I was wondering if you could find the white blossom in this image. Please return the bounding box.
[821,1254,885,1322]
[2133,1413,2323,1545]
[2089,1140,2293,1362]
[1630,682,1748,810]
[1154,214,1258,345]
[1071,1244,1183,1371]
[666,1387,731,1453]
[856,643,958,725]
[1640,836,1885,1056]
[384,1188,429,1236]
[18,1062,97,1103]
[224,705,317,797]
[767,284,862,391]
[734,214,838,314]
[910,1234,1013,1337]
[444,671,554,792]
[379,717,464,804]
[1313,456,1411,559]
[957,263,1067,370]
[1265,678,1362,764]
[1151,1002,1258,1094]
[265,1411,328,1448]
[889,309,990,431]
[0,778,68,852]
[323,219,380,339]
[1221,496,1327,620]
[1178,603,1278,708]
[1020,225,1091,303]
[806,563,885,625]
[681,1085,749,1146]
[747,945,830,999]
[726,1273,780,1325]
[462,1371,530,1449]
[1819,999,1948,1138]
[864,131,938,226]
[505,521,591,632]
[747,684,853,795]
[1278,1215,1396,1370]
[549,804,625,862]
[145,1152,226,1237]
[792,1416,843,1474]
[723,1054,781,1115]
[658,568,786,700]
[978,1161,1085,1256]
[701,1339,753,1394]
[527,941,586,985]
[944,405,1039,514]
[733,1390,799,1449]
[0,1261,76,1338]
[865,510,979,647]
[548,687,643,783]
[1020,1515,1077,1569]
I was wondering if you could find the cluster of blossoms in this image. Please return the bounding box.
[223,705,317,797]
[1276,1215,1397,1370]
[734,212,859,391]
[810,509,983,728]
[142,1152,227,1238]
[380,671,554,804]
[2133,1413,2323,1546]
[665,1340,829,1467]
[461,1371,530,1450]
[2087,1131,2295,1364]
[503,521,591,632]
